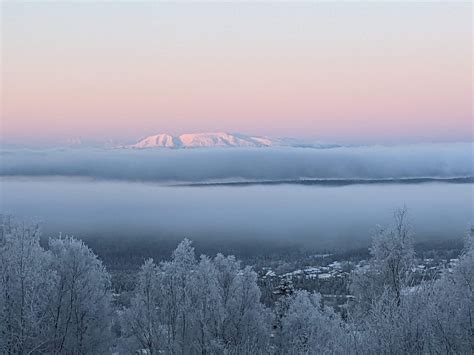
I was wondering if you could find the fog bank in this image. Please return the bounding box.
[1,178,472,249]
[1,143,472,183]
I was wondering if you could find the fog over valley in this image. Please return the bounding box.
[1,143,472,184]
[1,143,472,253]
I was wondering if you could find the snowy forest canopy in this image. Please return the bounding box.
[0,211,472,355]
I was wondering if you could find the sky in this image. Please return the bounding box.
[1,1,472,145]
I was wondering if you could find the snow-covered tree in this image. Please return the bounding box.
[350,207,415,317]
[356,232,473,355]
[424,231,474,354]
[123,258,164,355]
[46,236,112,354]
[277,290,350,355]
[220,265,270,354]
[188,255,224,354]
[210,253,271,354]
[272,278,295,352]
[123,241,271,355]
[6,213,471,355]
[355,286,432,354]
[351,219,473,355]
[0,217,55,354]
[160,238,197,354]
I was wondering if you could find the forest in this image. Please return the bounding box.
[0,210,472,355]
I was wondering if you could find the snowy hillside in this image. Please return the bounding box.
[128,132,335,149]
[129,132,273,149]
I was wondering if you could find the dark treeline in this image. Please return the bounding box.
[61,234,326,272]
[51,232,463,273]
[0,211,472,354]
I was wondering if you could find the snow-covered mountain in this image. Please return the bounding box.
[127,132,339,149]
[129,132,274,149]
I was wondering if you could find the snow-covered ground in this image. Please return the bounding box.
[260,257,460,284]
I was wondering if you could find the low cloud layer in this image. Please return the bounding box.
[0,143,472,183]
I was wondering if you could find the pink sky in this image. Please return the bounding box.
[1,2,472,144]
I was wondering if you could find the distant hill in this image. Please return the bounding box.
[127,132,337,149]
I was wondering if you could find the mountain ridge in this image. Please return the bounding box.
[128,132,336,149]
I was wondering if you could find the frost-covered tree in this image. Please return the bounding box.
[277,290,350,355]
[355,286,432,354]
[46,236,112,354]
[212,253,270,355]
[188,255,224,354]
[123,240,203,354]
[347,208,424,353]
[222,266,270,354]
[123,247,223,355]
[371,207,415,304]
[424,231,474,354]
[160,238,197,354]
[272,279,295,352]
[123,259,164,355]
[350,207,415,317]
[123,241,271,355]
[0,217,55,354]
[7,213,472,354]
[356,233,474,355]
[351,219,473,355]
